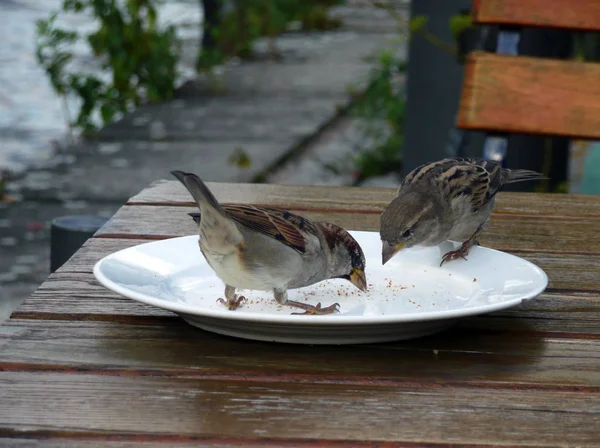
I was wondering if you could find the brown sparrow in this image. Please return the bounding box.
[171,171,367,315]
[380,157,545,266]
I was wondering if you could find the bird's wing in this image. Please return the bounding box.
[400,157,503,211]
[221,204,317,254]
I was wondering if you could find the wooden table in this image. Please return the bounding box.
[1,181,599,447]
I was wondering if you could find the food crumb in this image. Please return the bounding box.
[473,278,477,282]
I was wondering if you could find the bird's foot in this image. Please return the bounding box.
[217,295,246,311]
[287,300,340,315]
[440,240,476,266]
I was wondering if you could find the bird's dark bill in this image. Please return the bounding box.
[382,242,403,265]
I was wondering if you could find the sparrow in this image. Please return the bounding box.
[171,170,367,315]
[379,157,546,266]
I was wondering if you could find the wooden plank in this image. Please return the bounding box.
[458,52,600,139]
[0,442,176,448]
[11,237,600,320]
[13,271,173,320]
[13,283,600,336]
[128,180,600,218]
[128,180,396,212]
[54,238,143,274]
[473,0,600,31]
[14,268,600,325]
[94,205,600,254]
[0,372,598,445]
[0,439,344,448]
[1,319,599,388]
[52,239,600,309]
[96,205,380,237]
[0,439,404,448]
[524,253,600,292]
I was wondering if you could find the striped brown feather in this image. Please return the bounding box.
[401,157,504,210]
[222,204,315,254]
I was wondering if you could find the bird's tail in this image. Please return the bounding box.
[171,171,242,245]
[504,169,548,184]
[171,170,224,213]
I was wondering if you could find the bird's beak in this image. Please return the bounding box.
[349,268,367,292]
[382,242,404,265]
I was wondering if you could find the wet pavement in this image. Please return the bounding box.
[0,0,202,173]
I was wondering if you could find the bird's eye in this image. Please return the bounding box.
[402,229,413,238]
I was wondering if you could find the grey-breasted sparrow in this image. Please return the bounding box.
[172,170,367,315]
[380,157,546,266]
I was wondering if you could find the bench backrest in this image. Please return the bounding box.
[457,0,600,140]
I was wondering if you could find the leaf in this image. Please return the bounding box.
[100,103,117,124]
[449,13,472,41]
[409,15,428,33]
[227,147,252,169]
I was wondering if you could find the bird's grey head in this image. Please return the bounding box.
[380,189,442,265]
[321,223,367,292]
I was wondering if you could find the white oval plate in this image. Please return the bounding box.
[93,231,548,344]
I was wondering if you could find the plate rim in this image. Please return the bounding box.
[93,233,548,326]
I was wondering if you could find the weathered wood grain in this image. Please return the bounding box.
[13,271,173,320]
[129,180,396,211]
[14,269,600,328]
[3,183,600,447]
[458,52,600,139]
[0,441,150,448]
[522,253,600,292]
[0,440,190,448]
[473,0,600,31]
[127,180,600,218]
[1,319,599,388]
[53,238,143,274]
[94,205,600,254]
[0,439,407,448]
[11,236,600,321]
[0,438,369,448]
[0,372,598,445]
[54,239,600,306]
[97,205,381,236]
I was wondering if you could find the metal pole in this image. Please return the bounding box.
[403,0,472,175]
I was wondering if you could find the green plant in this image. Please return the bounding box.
[350,50,405,182]
[348,1,470,182]
[197,0,342,71]
[36,0,181,135]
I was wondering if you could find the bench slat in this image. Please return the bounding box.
[458,52,600,139]
[1,319,600,387]
[0,371,598,445]
[473,0,600,32]
[128,181,600,218]
[94,205,600,255]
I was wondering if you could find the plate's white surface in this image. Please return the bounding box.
[93,231,548,344]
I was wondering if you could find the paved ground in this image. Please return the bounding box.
[0,1,409,322]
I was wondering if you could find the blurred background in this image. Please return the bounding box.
[1,0,599,321]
